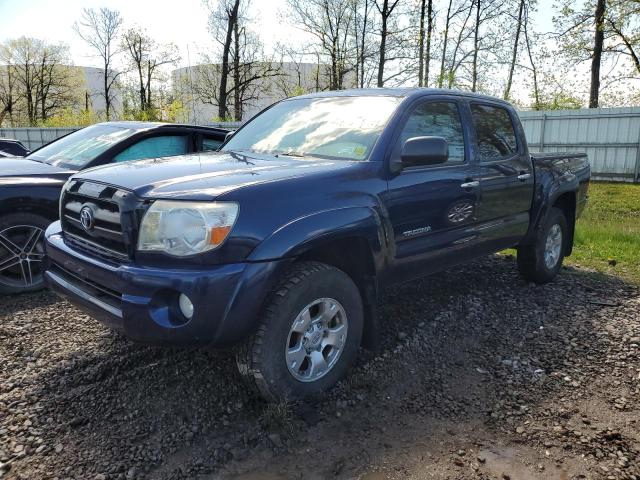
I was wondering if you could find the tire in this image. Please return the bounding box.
[236,261,364,402]
[517,207,568,284]
[0,212,50,295]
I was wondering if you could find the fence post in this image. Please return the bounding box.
[539,114,547,152]
[635,122,640,184]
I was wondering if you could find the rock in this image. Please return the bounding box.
[268,433,283,449]
[397,332,408,341]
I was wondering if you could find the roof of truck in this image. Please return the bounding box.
[294,87,513,106]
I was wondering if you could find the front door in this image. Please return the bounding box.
[382,98,481,283]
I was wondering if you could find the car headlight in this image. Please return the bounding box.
[137,200,239,256]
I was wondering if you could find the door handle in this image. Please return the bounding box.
[460,180,479,189]
[517,173,531,181]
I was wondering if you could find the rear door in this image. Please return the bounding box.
[470,102,534,251]
[383,97,481,282]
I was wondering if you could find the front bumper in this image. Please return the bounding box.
[44,221,287,346]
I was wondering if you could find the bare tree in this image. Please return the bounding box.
[503,0,525,100]
[122,27,180,117]
[206,0,241,119]
[417,0,434,87]
[0,37,79,126]
[590,0,607,107]
[374,0,400,87]
[287,0,355,90]
[73,7,123,119]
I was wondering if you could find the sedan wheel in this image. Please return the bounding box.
[0,225,46,290]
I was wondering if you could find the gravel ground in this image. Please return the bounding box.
[1,255,639,480]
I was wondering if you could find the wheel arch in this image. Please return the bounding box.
[248,207,387,351]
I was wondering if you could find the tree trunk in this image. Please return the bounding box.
[104,65,110,120]
[589,0,606,108]
[472,0,481,92]
[418,0,426,87]
[233,22,241,121]
[439,0,454,88]
[218,0,240,120]
[359,0,369,88]
[523,5,540,109]
[377,0,388,87]
[425,0,433,87]
[504,0,524,100]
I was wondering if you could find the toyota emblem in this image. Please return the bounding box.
[80,206,95,231]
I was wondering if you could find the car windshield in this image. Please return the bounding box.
[27,124,140,169]
[222,96,402,161]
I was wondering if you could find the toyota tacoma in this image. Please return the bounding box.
[43,89,590,401]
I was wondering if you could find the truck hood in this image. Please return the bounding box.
[76,151,358,199]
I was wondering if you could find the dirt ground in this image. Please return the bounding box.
[1,256,639,480]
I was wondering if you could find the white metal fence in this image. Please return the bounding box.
[519,107,640,183]
[2,110,640,182]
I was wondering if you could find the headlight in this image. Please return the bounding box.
[137,200,239,256]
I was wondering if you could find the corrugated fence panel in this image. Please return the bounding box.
[519,107,640,182]
[2,111,640,182]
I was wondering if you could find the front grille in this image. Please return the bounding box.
[61,180,139,261]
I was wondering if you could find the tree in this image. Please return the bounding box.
[287,0,355,90]
[417,0,434,87]
[73,7,123,119]
[590,0,607,107]
[206,0,241,119]
[122,27,180,118]
[503,0,526,100]
[374,0,400,87]
[0,37,80,126]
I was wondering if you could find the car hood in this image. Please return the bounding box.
[76,151,358,199]
[0,157,74,184]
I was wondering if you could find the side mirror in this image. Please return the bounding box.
[224,131,235,143]
[398,136,449,170]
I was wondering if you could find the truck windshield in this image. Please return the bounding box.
[222,96,402,161]
[27,124,139,169]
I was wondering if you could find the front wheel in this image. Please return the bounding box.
[236,261,363,402]
[517,207,568,284]
[0,213,50,295]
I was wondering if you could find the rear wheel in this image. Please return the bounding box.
[517,207,568,284]
[236,261,363,402]
[0,213,50,295]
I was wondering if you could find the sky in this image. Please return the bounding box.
[0,0,306,69]
[0,0,557,70]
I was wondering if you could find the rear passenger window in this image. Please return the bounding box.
[396,102,465,164]
[470,104,518,161]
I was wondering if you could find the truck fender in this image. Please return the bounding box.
[521,170,578,249]
[248,206,387,266]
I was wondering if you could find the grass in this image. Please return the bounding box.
[569,182,640,283]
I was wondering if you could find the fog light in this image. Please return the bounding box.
[178,293,194,320]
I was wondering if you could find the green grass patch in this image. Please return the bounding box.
[570,182,640,283]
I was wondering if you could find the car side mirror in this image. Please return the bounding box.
[396,136,449,170]
[224,131,235,143]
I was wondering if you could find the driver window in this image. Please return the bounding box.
[113,135,189,163]
[395,101,466,165]
[470,104,518,161]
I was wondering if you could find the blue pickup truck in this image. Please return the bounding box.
[44,89,590,401]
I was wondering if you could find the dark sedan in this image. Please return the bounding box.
[0,121,227,294]
[0,138,30,157]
